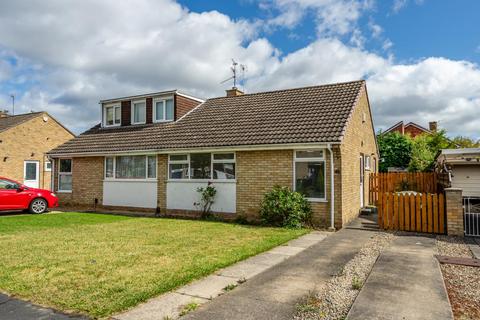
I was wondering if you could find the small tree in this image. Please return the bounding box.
[195,184,217,219]
[408,134,436,172]
[377,132,412,172]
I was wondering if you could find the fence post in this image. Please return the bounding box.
[445,188,464,237]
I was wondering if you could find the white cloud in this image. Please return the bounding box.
[0,0,479,140]
[392,0,425,13]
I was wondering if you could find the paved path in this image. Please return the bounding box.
[347,235,453,320]
[0,293,86,320]
[181,226,376,320]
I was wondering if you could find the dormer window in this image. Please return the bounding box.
[153,97,174,122]
[104,104,121,127]
[132,99,146,124]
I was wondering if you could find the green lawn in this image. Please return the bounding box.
[0,212,307,318]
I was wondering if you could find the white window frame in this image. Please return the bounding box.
[131,99,147,125]
[104,155,157,181]
[168,152,236,181]
[58,158,72,193]
[153,96,175,123]
[103,103,121,127]
[293,150,326,202]
[45,160,52,172]
[364,155,371,171]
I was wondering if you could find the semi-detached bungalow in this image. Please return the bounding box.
[48,80,378,229]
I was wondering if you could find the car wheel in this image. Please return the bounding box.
[29,198,48,214]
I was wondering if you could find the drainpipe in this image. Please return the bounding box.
[50,157,55,192]
[327,144,335,231]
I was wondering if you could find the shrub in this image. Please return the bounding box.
[260,186,312,228]
[195,184,217,219]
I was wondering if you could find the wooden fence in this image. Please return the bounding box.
[378,192,445,234]
[369,172,438,205]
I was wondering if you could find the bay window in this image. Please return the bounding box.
[58,159,72,192]
[104,104,121,127]
[168,153,236,180]
[153,97,174,122]
[104,155,157,180]
[132,100,146,124]
[294,150,326,200]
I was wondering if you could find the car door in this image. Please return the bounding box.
[0,179,30,210]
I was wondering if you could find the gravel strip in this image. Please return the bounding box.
[294,232,395,320]
[436,236,480,320]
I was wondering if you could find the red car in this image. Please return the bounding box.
[0,177,58,214]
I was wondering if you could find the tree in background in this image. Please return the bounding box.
[408,134,436,171]
[377,132,412,172]
[450,136,480,148]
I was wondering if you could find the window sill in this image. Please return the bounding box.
[153,120,174,123]
[57,190,72,194]
[306,198,327,203]
[167,179,236,183]
[103,179,157,182]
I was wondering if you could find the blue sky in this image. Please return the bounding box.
[0,0,479,138]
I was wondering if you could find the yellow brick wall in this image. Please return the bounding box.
[340,86,378,226]
[157,154,168,212]
[55,157,103,209]
[0,113,74,189]
[236,149,342,227]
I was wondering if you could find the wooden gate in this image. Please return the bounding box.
[378,192,445,234]
[369,172,438,205]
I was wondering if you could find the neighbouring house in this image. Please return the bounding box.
[47,81,378,229]
[383,120,437,138]
[0,111,75,189]
[436,148,480,197]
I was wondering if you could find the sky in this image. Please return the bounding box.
[0,0,479,139]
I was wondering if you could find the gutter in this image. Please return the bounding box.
[327,143,335,230]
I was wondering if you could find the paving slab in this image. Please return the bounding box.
[175,275,238,299]
[468,237,480,259]
[347,236,453,320]
[242,252,290,266]
[268,244,305,256]
[114,293,207,320]
[184,227,376,320]
[216,261,270,279]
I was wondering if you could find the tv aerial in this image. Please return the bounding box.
[221,59,247,89]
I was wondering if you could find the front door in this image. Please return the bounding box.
[359,155,364,208]
[24,161,39,188]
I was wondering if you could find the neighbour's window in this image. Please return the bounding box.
[45,160,52,172]
[168,153,236,180]
[365,155,371,170]
[212,153,235,179]
[105,155,156,179]
[58,159,72,192]
[294,150,325,200]
[154,97,174,122]
[104,104,121,127]
[132,100,146,124]
[168,154,189,179]
[190,153,211,179]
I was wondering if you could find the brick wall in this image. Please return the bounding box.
[340,86,378,226]
[175,94,202,120]
[404,124,427,138]
[55,157,103,209]
[445,188,464,236]
[236,149,342,227]
[0,113,74,189]
[157,154,168,212]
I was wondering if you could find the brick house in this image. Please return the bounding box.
[383,120,437,138]
[48,81,378,229]
[0,111,74,189]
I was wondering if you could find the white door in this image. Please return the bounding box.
[359,155,364,208]
[24,161,40,188]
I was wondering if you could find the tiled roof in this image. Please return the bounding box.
[0,112,43,133]
[48,80,366,155]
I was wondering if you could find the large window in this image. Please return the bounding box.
[294,150,325,200]
[104,104,121,127]
[131,100,146,124]
[105,155,157,180]
[58,159,72,192]
[153,97,174,122]
[168,153,235,180]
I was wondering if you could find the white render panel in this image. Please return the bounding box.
[451,165,480,197]
[167,181,236,213]
[103,180,157,208]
